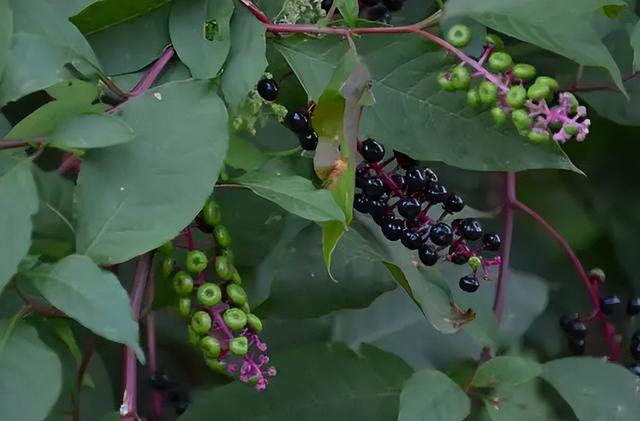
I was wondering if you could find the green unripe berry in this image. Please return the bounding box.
[564,124,579,136]
[197,283,222,307]
[190,310,212,335]
[205,357,226,373]
[506,85,527,109]
[478,81,498,104]
[468,256,482,271]
[231,267,242,285]
[172,271,194,296]
[159,241,173,256]
[491,107,507,125]
[229,336,249,356]
[187,326,200,346]
[215,255,232,280]
[437,72,457,92]
[528,130,550,142]
[161,256,176,280]
[223,248,235,266]
[185,250,208,274]
[226,284,248,306]
[513,63,536,80]
[485,33,504,50]
[200,336,221,358]
[223,308,247,331]
[248,375,260,385]
[247,314,263,333]
[467,89,481,108]
[563,92,579,113]
[451,66,471,90]
[214,225,231,248]
[527,83,550,101]
[178,297,191,318]
[241,302,251,314]
[488,52,513,73]
[534,76,559,91]
[447,24,472,49]
[511,109,532,130]
[202,198,222,226]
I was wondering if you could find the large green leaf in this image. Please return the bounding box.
[181,343,412,421]
[0,0,11,80]
[71,0,170,34]
[0,113,10,137]
[222,5,267,110]
[0,0,99,105]
[632,20,640,71]
[50,114,135,149]
[0,320,62,421]
[473,356,542,388]
[543,357,640,421]
[0,154,38,291]
[444,0,626,93]
[169,0,234,79]
[482,380,555,421]
[24,254,144,361]
[398,369,471,421]
[75,80,228,264]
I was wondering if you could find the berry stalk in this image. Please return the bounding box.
[493,172,516,322]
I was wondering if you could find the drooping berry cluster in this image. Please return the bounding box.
[439,25,591,143]
[354,139,502,293]
[159,198,275,391]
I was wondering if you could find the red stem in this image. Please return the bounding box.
[493,172,516,321]
[72,335,98,421]
[146,312,163,421]
[238,0,272,24]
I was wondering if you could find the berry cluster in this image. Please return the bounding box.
[354,140,502,293]
[321,0,406,25]
[159,198,275,391]
[440,25,590,143]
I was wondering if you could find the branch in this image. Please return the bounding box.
[146,312,163,421]
[0,137,47,150]
[72,335,98,421]
[493,172,516,321]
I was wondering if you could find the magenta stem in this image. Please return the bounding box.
[493,172,516,321]
[146,312,163,421]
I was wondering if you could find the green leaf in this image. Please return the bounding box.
[543,357,640,421]
[0,0,11,80]
[0,319,62,421]
[24,254,144,362]
[398,369,471,421]
[632,21,640,71]
[0,155,38,292]
[473,356,542,388]
[225,136,269,171]
[50,114,135,149]
[222,5,267,110]
[0,113,10,137]
[482,380,554,421]
[71,0,170,34]
[336,0,359,27]
[444,0,627,94]
[181,342,412,421]
[48,0,95,18]
[169,0,234,79]
[75,80,228,264]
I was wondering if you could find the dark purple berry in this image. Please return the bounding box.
[599,295,621,315]
[627,297,640,316]
[460,218,483,241]
[150,370,170,390]
[482,233,502,251]
[284,110,310,133]
[629,364,640,377]
[298,130,318,151]
[449,244,469,265]
[257,78,279,101]
[397,197,421,220]
[424,183,448,203]
[361,139,385,163]
[632,330,640,344]
[631,340,640,360]
[367,197,388,218]
[405,168,427,194]
[565,318,587,339]
[429,223,453,246]
[451,219,462,229]
[383,0,404,12]
[382,219,403,241]
[365,4,392,24]
[354,194,369,213]
[364,177,386,198]
[443,193,465,213]
[321,0,333,11]
[560,313,580,333]
[401,229,423,250]
[394,151,417,169]
[419,244,438,266]
[391,173,405,189]
[459,275,480,293]
[568,337,586,355]
[373,211,392,226]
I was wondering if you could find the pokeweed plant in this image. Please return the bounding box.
[0,0,640,420]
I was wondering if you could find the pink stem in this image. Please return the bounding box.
[146,313,163,421]
[182,228,194,250]
[493,172,516,321]
[238,0,272,24]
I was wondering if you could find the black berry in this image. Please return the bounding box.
[568,337,585,355]
[632,330,640,344]
[298,130,318,151]
[449,245,469,265]
[397,197,421,220]
[629,364,640,377]
[361,139,385,163]
[419,244,438,266]
[321,0,333,11]
[284,110,310,133]
[372,211,392,226]
[627,297,640,316]
[405,168,427,194]
[599,295,621,315]
[565,318,587,339]
[401,229,423,250]
[459,218,483,241]
[443,193,465,213]
[424,183,448,203]
[429,223,454,246]
[257,78,279,101]
[367,197,388,218]
[391,173,405,189]
[383,0,404,12]
[459,275,480,293]
[560,313,580,333]
[365,4,392,24]
[149,370,170,391]
[382,219,403,241]
[482,233,502,251]
[364,177,386,198]
[354,194,369,213]
[631,340,640,360]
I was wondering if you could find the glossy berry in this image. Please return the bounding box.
[449,244,469,265]
[354,193,369,213]
[485,33,504,50]
[506,86,527,109]
[230,336,249,356]
[178,297,191,318]
[321,0,333,10]
[527,83,550,101]
[215,255,232,279]
[424,168,438,183]
[366,5,392,24]
[405,168,427,194]
[450,66,471,90]
[186,250,208,274]
[629,364,640,377]
[419,244,438,266]
[284,111,310,133]
[382,219,404,241]
[202,198,222,226]
[560,313,580,333]
[630,340,640,360]
[257,78,279,101]
[512,109,532,131]
[565,318,587,339]
[459,275,480,293]
[513,63,536,80]
[459,218,483,241]
[491,107,507,125]
[366,177,387,198]
[401,229,423,250]
[223,308,247,331]
[568,337,586,355]
[488,52,513,72]
[398,197,421,220]
[443,193,465,213]
[528,130,550,143]
[150,370,170,390]
[391,173,405,189]
[632,330,640,344]
[214,225,231,248]
[161,256,175,280]
[468,256,482,271]
[367,197,388,218]
[627,297,640,316]
[599,295,621,315]
[361,139,385,163]
[247,313,263,332]
[478,81,498,104]
[446,24,472,49]
[424,183,448,203]
[429,223,454,246]
[536,76,559,91]
[226,284,248,306]
[173,271,194,296]
[200,336,221,358]
[482,233,502,251]
[197,283,222,307]
[383,0,403,11]
[467,89,481,108]
[190,311,212,335]
[298,130,318,151]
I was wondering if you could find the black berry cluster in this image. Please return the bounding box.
[321,0,407,25]
[354,139,502,293]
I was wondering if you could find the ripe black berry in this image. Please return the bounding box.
[361,139,385,163]
[599,295,621,315]
[401,229,423,250]
[482,233,502,251]
[398,197,421,220]
[627,297,640,316]
[424,168,438,183]
[632,330,640,344]
[284,110,310,133]
[629,364,640,377]
[391,173,405,189]
[565,318,587,339]
[365,4,392,24]
[419,244,438,266]
[630,340,640,360]
[257,78,279,101]
[354,194,369,213]
[429,223,454,246]
[459,275,480,293]
[424,183,448,203]
[364,177,386,198]
[321,0,333,11]
[405,168,427,194]
[367,197,388,218]
[372,211,392,226]
[383,0,404,12]
[560,313,580,333]
[150,370,170,390]
[382,219,403,241]
[568,337,586,355]
[443,193,465,213]
[449,245,469,265]
[298,130,318,151]
[459,218,483,241]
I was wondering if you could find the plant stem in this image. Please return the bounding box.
[493,172,516,321]
[146,312,163,421]
[0,138,47,150]
[72,335,98,421]
[238,0,272,24]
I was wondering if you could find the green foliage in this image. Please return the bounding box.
[50,114,134,149]
[472,356,542,388]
